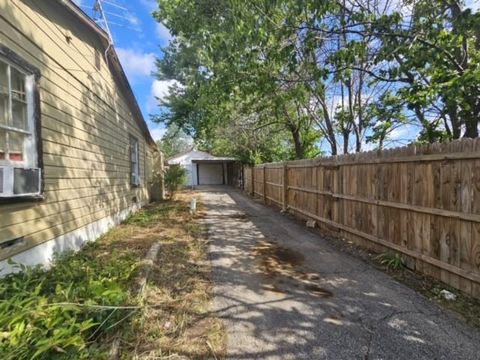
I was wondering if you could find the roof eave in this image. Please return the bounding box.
[57,0,110,42]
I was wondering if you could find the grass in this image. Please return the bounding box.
[374,253,406,271]
[123,192,225,359]
[0,192,224,359]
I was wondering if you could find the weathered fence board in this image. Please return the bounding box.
[242,139,480,298]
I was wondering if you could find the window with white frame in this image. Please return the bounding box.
[0,54,41,197]
[130,135,140,186]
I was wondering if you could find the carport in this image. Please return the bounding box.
[167,149,241,187]
[193,158,237,186]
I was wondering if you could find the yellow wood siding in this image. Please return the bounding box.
[0,0,158,260]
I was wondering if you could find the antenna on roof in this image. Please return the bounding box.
[91,0,140,41]
[92,0,114,44]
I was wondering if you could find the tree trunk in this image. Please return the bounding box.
[343,131,349,154]
[446,104,461,139]
[317,95,338,155]
[463,122,479,138]
[291,128,305,159]
[449,1,479,138]
[356,65,365,152]
[463,107,479,138]
[282,106,305,159]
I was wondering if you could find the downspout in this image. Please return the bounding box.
[94,0,115,68]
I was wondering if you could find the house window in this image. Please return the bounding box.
[0,53,41,198]
[94,49,101,71]
[130,135,140,186]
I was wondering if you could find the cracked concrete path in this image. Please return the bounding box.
[199,186,480,360]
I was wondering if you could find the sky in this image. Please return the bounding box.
[72,0,480,152]
[74,0,171,142]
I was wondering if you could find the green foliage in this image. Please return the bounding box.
[152,0,480,159]
[375,253,406,271]
[164,165,188,193]
[0,245,137,359]
[156,124,193,159]
[153,0,325,160]
[366,92,408,149]
[373,1,480,140]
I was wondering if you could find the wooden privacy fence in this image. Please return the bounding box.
[243,139,480,298]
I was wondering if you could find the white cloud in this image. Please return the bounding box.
[147,79,179,112]
[383,124,419,147]
[156,23,172,42]
[149,127,167,141]
[466,0,480,13]
[73,0,82,6]
[152,79,178,101]
[116,48,156,80]
[389,125,413,140]
[125,13,140,27]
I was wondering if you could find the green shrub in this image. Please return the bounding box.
[375,253,405,270]
[0,243,138,359]
[164,165,187,194]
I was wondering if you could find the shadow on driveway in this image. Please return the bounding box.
[197,186,480,360]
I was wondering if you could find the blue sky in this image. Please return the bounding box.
[75,0,170,141]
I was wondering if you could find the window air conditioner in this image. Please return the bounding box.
[0,167,42,197]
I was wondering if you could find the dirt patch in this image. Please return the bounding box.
[253,240,332,298]
[255,241,305,275]
[269,246,305,266]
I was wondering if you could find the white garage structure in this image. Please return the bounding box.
[167,150,236,187]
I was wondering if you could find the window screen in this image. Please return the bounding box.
[129,136,140,186]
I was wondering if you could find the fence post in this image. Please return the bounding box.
[263,165,267,203]
[282,162,288,211]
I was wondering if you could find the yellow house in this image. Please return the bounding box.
[0,0,162,273]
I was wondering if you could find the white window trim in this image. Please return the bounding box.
[0,59,37,168]
[0,55,41,198]
[130,136,140,186]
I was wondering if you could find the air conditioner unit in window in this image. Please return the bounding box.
[0,167,41,197]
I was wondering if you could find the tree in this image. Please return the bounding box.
[164,165,187,196]
[371,0,480,140]
[156,124,193,159]
[151,0,479,159]
[153,0,325,160]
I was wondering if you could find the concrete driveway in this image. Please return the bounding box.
[198,186,480,360]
